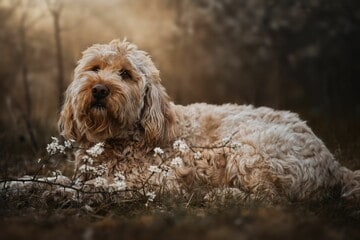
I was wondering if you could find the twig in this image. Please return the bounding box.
[185,192,194,208]
[190,130,239,149]
[139,152,177,196]
[0,178,137,195]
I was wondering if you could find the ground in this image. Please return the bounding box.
[0,198,359,240]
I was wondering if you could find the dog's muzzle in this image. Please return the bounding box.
[91,84,109,109]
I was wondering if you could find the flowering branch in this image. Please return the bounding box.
[1,132,245,207]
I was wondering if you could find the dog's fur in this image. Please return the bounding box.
[59,39,360,202]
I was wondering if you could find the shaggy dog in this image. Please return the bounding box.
[58,39,360,202]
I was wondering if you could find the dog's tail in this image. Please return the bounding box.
[339,166,360,201]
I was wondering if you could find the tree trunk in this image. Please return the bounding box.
[20,18,31,117]
[52,11,65,111]
[19,16,38,152]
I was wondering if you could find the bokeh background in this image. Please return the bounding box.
[1,0,360,175]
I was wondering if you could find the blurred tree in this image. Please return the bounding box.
[46,0,65,111]
[161,0,359,120]
[0,1,17,111]
[265,0,360,118]
[18,5,37,151]
[0,0,44,151]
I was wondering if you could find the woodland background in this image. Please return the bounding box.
[0,0,360,239]
[0,0,360,163]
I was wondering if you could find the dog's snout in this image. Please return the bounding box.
[92,84,109,100]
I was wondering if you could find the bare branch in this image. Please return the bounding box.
[0,177,138,195]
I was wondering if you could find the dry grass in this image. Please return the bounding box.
[0,193,359,240]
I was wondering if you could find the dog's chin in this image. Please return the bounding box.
[84,116,113,143]
[84,104,120,142]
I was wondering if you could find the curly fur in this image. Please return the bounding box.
[59,39,360,202]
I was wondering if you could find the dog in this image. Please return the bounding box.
[58,39,360,203]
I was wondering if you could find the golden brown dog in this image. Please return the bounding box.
[59,39,360,202]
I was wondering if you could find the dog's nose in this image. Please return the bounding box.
[92,84,109,100]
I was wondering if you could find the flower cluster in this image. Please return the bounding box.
[82,155,94,165]
[76,142,108,177]
[95,177,108,187]
[170,157,184,167]
[113,172,127,190]
[153,147,164,157]
[96,164,108,176]
[110,180,126,191]
[64,139,73,148]
[148,164,172,177]
[194,151,202,160]
[79,164,97,174]
[78,162,109,178]
[173,139,189,153]
[46,137,74,155]
[146,191,156,202]
[148,165,162,173]
[86,142,105,157]
[90,172,127,192]
[79,154,96,174]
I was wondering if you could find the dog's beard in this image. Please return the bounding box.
[87,108,112,132]
[73,92,116,141]
[75,94,141,142]
[82,104,116,141]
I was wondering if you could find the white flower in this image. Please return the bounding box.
[74,178,83,187]
[46,137,73,155]
[146,191,156,202]
[82,155,94,165]
[46,137,65,154]
[64,139,75,148]
[173,139,189,153]
[194,151,202,160]
[96,164,108,176]
[79,164,97,174]
[148,165,162,173]
[94,177,107,187]
[170,157,184,168]
[153,147,164,157]
[111,181,126,191]
[111,173,127,191]
[37,158,42,163]
[86,142,105,157]
[114,172,125,182]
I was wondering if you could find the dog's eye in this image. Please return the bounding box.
[119,70,131,79]
[91,65,100,72]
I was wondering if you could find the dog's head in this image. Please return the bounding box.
[59,39,175,145]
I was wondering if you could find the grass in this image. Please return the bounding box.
[0,195,359,240]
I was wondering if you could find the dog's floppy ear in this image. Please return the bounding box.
[141,79,175,145]
[58,89,78,141]
[123,40,175,145]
